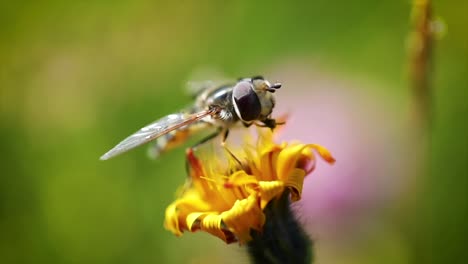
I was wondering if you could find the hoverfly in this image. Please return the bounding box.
[100,76,282,160]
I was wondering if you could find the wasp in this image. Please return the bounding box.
[100,76,282,160]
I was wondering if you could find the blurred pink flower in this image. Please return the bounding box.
[268,64,407,240]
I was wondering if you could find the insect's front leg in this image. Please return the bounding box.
[257,118,285,130]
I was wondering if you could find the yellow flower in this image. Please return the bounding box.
[164,130,335,244]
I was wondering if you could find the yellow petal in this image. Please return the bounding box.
[164,192,214,234]
[187,212,218,231]
[224,171,259,199]
[256,128,275,151]
[244,146,262,177]
[309,144,336,164]
[284,168,306,202]
[258,180,285,208]
[276,144,310,182]
[200,214,234,243]
[221,194,265,244]
[164,203,183,236]
[227,171,258,187]
[259,145,282,181]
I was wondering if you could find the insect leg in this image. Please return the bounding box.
[256,118,286,130]
[222,129,229,143]
[190,127,223,152]
[218,129,243,168]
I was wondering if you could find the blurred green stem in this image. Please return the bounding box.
[408,0,433,130]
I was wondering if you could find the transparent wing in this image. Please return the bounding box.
[185,68,232,97]
[100,109,215,160]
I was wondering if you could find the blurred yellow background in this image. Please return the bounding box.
[1,1,466,263]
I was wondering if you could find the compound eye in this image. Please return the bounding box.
[232,81,261,121]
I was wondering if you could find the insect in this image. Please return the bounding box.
[100,76,282,160]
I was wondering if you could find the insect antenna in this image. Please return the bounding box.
[266,82,282,93]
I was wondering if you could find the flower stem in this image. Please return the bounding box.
[247,190,313,264]
[408,0,433,130]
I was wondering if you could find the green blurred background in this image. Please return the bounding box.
[1,1,466,263]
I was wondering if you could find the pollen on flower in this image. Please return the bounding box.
[164,129,334,244]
